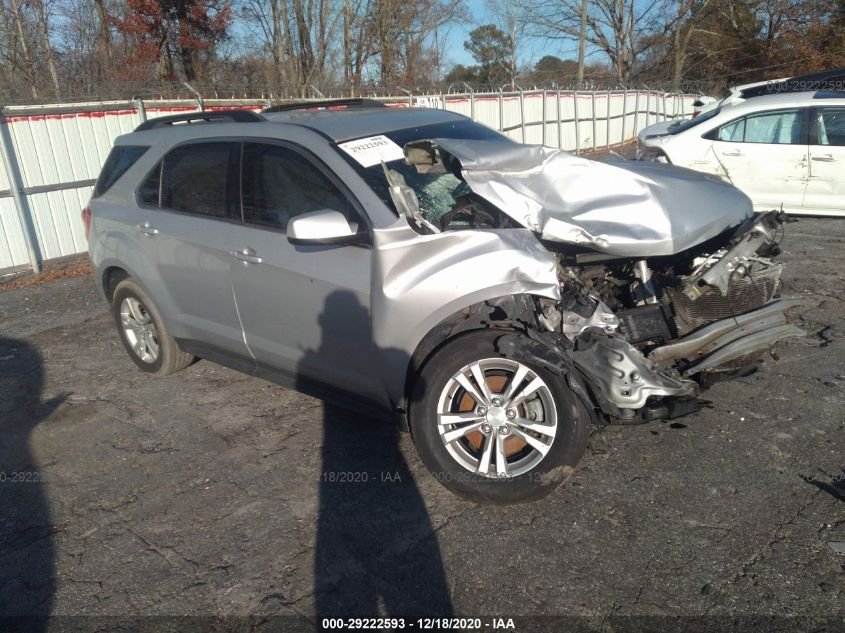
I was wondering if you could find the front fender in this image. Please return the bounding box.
[371,224,560,406]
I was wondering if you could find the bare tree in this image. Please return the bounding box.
[524,0,666,84]
[31,0,61,98]
[667,0,713,91]
[241,0,340,96]
[1,0,41,99]
[485,0,525,89]
[341,0,375,89]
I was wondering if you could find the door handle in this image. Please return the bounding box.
[137,222,159,236]
[811,154,835,162]
[721,150,743,157]
[231,248,263,265]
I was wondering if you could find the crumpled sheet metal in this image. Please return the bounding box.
[420,139,754,257]
[570,335,698,409]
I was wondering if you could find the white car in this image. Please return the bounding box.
[637,69,845,154]
[637,79,795,142]
[637,91,845,217]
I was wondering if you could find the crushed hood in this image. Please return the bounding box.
[411,139,753,257]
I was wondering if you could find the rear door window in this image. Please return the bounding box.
[718,119,745,142]
[713,109,804,144]
[743,110,802,144]
[158,142,240,218]
[241,143,357,231]
[816,107,845,145]
[94,145,149,197]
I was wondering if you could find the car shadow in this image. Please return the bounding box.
[801,470,845,503]
[300,291,454,619]
[0,336,63,628]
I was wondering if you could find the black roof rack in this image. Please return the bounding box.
[739,68,845,99]
[263,98,387,114]
[813,91,845,99]
[134,109,265,132]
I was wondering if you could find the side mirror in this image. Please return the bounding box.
[287,209,368,246]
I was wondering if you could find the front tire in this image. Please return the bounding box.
[409,330,589,504]
[112,278,194,376]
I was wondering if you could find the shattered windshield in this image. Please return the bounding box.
[337,120,510,222]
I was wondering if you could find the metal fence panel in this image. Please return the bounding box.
[0,197,28,269]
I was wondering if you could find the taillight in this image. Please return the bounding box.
[81,206,92,241]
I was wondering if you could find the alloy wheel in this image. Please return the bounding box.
[435,358,558,478]
[119,297,160,364]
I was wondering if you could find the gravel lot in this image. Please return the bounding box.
[0,217,843,631]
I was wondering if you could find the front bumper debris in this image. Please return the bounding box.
[649,299,806,375]
[571,335,698,410]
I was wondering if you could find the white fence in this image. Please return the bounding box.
[0,90,694,273]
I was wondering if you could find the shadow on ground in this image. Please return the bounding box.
[802,470,845,503]
[304,291,454,618]
[0,337,64,627]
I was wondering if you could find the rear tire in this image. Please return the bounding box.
[112,278,194,376]
[409,330,589,504]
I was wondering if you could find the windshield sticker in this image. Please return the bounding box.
[338,135,405,167]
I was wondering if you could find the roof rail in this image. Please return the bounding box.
[813,91,845,99]
[134,109,265,132]
[740,68,845,99]
[263,98,387,113]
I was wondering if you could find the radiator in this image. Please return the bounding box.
[666,263,783,337]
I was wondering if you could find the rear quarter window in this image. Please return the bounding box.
[94,145,149,197]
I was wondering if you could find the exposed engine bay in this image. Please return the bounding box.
[388,140,806,424]
[484,211,803,425]
[544,211,804,422]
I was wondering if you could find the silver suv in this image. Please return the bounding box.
[87,100,803,503]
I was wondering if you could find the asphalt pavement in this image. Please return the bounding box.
[0,217,843,632]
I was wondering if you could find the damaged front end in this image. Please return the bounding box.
[526,211,804,423]
[392,139,805,424]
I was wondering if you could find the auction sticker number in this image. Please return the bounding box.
[338,135,405,168]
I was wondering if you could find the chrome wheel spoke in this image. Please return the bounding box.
[143,331,159,357]
[441,420,486,444]
[513,417,556,437]
[438,412,484,426]
[501,364,529,403]
[454,372,488,407]
[510,426,552,456]
[506,376,545,408]
[495,433,509,477]
[477,433,494,474]
[468,361,493,403]
[127,299,148,324]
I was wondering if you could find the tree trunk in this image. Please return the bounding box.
[10,0,38,99]
[32,0,61,99]
[270,0,286,95]
[94,0,112,65]
[672,19,684,92]
[577,0,587,86]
